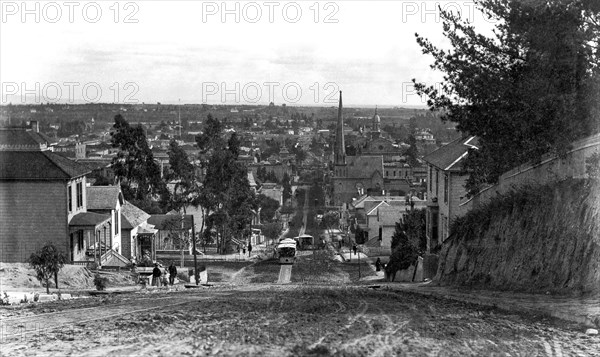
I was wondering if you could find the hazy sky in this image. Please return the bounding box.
[0,1,496,107]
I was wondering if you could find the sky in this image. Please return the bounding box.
[0,1,497,107]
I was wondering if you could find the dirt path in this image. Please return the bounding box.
[1,285,598,356]
[0,293,230,339]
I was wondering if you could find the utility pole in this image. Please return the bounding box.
[191,215,198,285]
[358,246,361,280]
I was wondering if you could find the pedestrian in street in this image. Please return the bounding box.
[168,262,177,285]
[248,242,252,256]
[353,244,357,255]
[152,263,162,287]
[375,258,381,271]
[243,246,246,255]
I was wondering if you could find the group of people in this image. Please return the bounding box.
[239,243,253,256]
[151,262,178,287]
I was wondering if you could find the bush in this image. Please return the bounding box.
[29,242,67,294]
[177,271,189,282]
[94,273,108,291]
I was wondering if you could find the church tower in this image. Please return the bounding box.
[371,106,381,139]
[332,90,347,206]
[334,91,346,166]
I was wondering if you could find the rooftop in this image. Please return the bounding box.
[0,128,54,151]
[0,150,91,180]
[121,201,151,229]
[423,136,478,171]
[87,186,124,210]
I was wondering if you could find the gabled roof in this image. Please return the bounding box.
[366,201,389,216]
[0,151,90,180]
[87,186,124,210]
[121,201,150,230]
[69,212,111,227]
[423,136,478,172]
[148,214,193,230]
[0,128,53,151]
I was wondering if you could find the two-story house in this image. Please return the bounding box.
[86,186,124,255]
[423,136,477,252]
[0,127,112,263]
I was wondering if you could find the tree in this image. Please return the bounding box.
[262,222,282,245]
[281,172,292,203]
[29,243,67,294]
[414,0,600,194]
[228,132,241,158]
[354,225,367,244]
[386,209,426,281]
[197,115,256,254]
[111,114,165,200]
[165,140,199,211]
[405,134,419,167]
[195,114,225,154]
[257,193,280,223]
[162,215,191,268]
[320,211,340,237]
[165,140,201,265]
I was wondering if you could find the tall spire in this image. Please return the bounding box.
[372,104,381,138]
[334,91,346,165]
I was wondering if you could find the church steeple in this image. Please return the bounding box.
[371,105,381,139]
[334,91,346,165]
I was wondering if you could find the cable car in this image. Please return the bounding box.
[276,238,297,264]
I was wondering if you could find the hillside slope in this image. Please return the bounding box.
[436,179,600,295]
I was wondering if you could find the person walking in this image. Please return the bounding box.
[247,242,252,256]
[352,244,357,255]
[375,257,381,272]
[152,263,162,287]
[168,262,177,285]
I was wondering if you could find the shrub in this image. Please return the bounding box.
[29,242,67,294]
[177,271,189,282]
[94,273,108,291]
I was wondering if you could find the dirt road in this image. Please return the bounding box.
[1,285,598,356]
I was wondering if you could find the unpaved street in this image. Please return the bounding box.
[1,284,598,356]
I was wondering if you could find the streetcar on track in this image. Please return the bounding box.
[276,238,297,264]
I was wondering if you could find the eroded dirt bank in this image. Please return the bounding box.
[436,179,600,294]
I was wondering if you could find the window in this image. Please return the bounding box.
[444,174,449,203]
[68,185,72,212]
[76,182,83,208]
[435,170,439,197]
[393,171,396,177]
[386,171,388,177]
[115,210,119,235]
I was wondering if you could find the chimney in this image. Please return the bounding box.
[30,120,39,132]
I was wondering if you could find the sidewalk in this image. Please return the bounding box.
[376,281,600,329]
